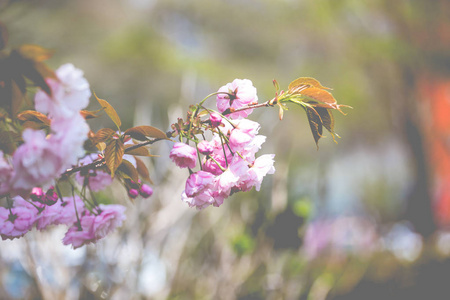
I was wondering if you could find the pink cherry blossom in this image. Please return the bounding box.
[34,63,91,119]
[240,154,275,192]
[197,140,214,155]
[50,114,89,170]
[182,171,216,209]
[11,129,63,193]
[62,214,96,249]
[92,204,126,239]
[185,171,215,197]
[228,119,260,151]
[216,79,258,119]
[36,196,85,230]
[169,142,197,169]
[0,206,37,240]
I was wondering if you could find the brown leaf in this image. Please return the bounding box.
[118,159,139,183]
[93,128,116,144]
[11,81,25,117]
[17,110,51,125]
[125,145,152,156]
[306,107,323,148]
[135,156,152,183]
[288,77,331,93]
[94,93,121,129]
[300,87,337,109]
[124,125,167,141]
[17,44,54,62]
[80,110,100,119]
[104,138,124,177]
[315,107,339,143]
[0,130,20,155]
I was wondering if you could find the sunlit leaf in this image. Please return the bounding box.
[288,77,331,93]
[118,159,139,183]
[300,87,337,109]
[97,142,106,152]
[93,128,115,144]
[17,110,50,125]
[124,125,167,140]
[104,138,124,177]
[135,156,152,183]
[80,110,100,119]
[94,93,121,129]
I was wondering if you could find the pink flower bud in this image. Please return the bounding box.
[44,188,58,206]
[139,184,153,198]
[128,189,139,199]
[209,112,222,127]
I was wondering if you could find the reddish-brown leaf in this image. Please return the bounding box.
[104,138,124,177]
[300,87,337,109]
[17,110,50,125]
[80,110,100,119]
[17,44,54,62]
[118,159,139,183]
[135,157,152,183]
[93,128,116,144]
[94,93,121,129]
[0,130,20,155]
[124,145,152,156]
[124,125,167,141]
[288,77,331,93]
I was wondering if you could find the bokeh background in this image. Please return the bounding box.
[1,0,450,299]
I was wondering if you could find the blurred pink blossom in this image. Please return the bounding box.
[0,206,37,240]
[34,63,91,119]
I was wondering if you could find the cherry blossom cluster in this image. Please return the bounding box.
[0,64,131,247]
[170,79,275,209]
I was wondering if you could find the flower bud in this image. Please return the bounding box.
[128,189,139,199]
[44,188,58,206]
[139,184,153,198]
[209,112,222,127]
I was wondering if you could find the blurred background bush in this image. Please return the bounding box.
[1,0,450,299]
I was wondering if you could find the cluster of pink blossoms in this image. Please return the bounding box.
[0,64,128,248]
[0,194,126,249]
[170,79,275,209]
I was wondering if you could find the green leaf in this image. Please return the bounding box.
[124,125,167,140]
[95,93,121,130]
[288,77,331,93]
[104,138,124,177]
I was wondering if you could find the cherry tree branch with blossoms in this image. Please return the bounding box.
[0,23,349,248]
